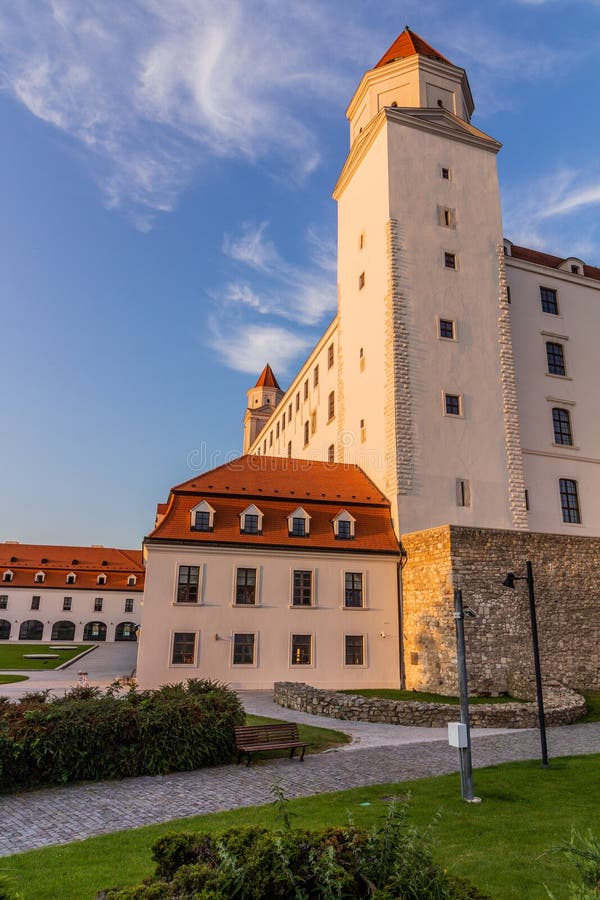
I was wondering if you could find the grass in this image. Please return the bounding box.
[1,754,598,899]
[244,713,351,757]
[340,687,526,705]
[580,691,600,722]
[0,644,92,670]
[0,674,28,684]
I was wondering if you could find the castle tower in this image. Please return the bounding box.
[333,27,527,534]
[243,364,284,452]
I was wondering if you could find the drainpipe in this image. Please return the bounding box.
[397,548,407,689]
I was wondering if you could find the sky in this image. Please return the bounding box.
[1,0,599,549]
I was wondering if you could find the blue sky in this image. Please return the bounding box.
[1,0,599,548]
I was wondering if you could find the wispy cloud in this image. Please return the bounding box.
[208,319,312,375]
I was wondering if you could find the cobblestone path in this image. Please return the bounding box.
[1,721,599,857]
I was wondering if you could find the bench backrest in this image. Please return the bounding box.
[235,723,300,746]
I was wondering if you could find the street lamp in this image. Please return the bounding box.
[502,560,549,767]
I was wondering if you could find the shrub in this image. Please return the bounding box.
[546,829,600,899]
[0,681,244,792]
[99,798,487,899]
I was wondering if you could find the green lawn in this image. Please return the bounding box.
[244,713,351,757]
[0,644,92,670]
[341,687,526,705]
[581,691,600,722]
[1,754,598,899]
[0,674,28,684]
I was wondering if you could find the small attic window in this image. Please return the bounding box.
[571,264,580,274]
[72,559,79,565]
[3,571,13,582]
[41,557,48,564]
[35,572,45,584]
[240,505,264,535]
[66,572,76,585]
[97,574,107,585]
[333,510,356,540]
[127,575,137,586]
[190,500,216,532]
[503,239,513,257]
[288,507,311,537]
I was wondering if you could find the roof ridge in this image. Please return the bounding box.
[375,26,452,69]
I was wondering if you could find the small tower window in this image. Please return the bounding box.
[127,575,137,586]
[358,272,365,290]
[3,571,13,583]
[441,167,451,180]
[35,572,45,584]
[287,441,292,458]
[97,574,107,585]
[304,421,309,446]
[328,444,335,463]
[328,343,334,368]
[66,572,76,585]
[444,252,457,270]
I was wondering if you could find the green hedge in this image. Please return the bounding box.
[0,680,244,792]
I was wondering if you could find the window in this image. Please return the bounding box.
[552,408,573,446]
[506,285,511,304]
[540,286,558,315]
[546,342,566,376]
[0,596,7,609]
[171,632,196,665]
[444,393,461,416]
[303,380,308,400]
[2,572,12,582]
[292,570,312,606]
[291,518,306,537]
[295,392,300,411]
[359,232,365,249]
[345,635,364,666]
[240,505,263,534]
[288,403,292,420]
[276,422,280,439]
[456,479,471,507]
[194,510,210,531]
[328,343,334,368]
[97,574,106,585]
[559,478,581,524]
[344,573,364,608]
[444,252,456,270]
[235,568,257,605]
[328,444,335,463]
[358,272,365,290]
[63,597,72,611]
[125,598,134,613]
[571,264,580,275]
[360,418,366,442]
[313,365,319,387]
[338,520,352,539]
[66,573,76,584]
[291,634,312,665]
[233,633,255,665]
[31,595,40,610]
[334,510,356,539]
[35,572,44,583]
[177,565,199,603]
[311,411,317,434]
[263,440,266,454]
[269,431,273,447]
[439,319,455,340]
[304,420,309,446]
[281,415,285,431]
[441,167,450,180]
[127,575,137,586]
[525,489,530,511]
[94,597,103,612]
[328,391,335,421]
[287,441,292,458]
[439,207,455,228]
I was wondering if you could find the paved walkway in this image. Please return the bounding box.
[1,718,599,858]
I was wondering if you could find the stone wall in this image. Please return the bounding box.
[401,525,600,695]
[274,681,585,728]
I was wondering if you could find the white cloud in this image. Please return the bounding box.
[208,319,311,375]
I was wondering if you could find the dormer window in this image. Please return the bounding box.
[559,257,584,276]
[66,572,76,585]
[3,571,13,583]
[190,500,216,532]
[127,575,137,586]
[35,572,45,584]
[503,239,513,257]
[288,507,311,537]
[333,510,356,540]
[97,574,107,585]
[240,505,263,535]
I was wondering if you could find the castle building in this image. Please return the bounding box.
[0,543,144,643]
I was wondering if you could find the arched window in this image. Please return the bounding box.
[115,622,137,642]
[83,621,107,641]
[0,619,11,640]
[51,621,75,641]
[35,571,45,583]
[97,574,107,585]
[19,619,43,640]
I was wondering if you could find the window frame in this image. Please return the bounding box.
[290,633,314,667]
[231,632,257,667]
[93,597,103,612]
[443,251,457,270]
[546,341,566,377]
[559,478,581,525]
[170,630,198,667]
[175,564,201,604]
[443,392,463,417]
[124,598,134,613]
[540,286,559,315]
[552,407,573,447]
[344,633,366,667]
[291,569,314,607]
[343,571,365,609]
[31,595,41,611]
[0,595,7,610]
[234,566,258,606]
[327,390,335,422]
[63,596,72,612]
[438,317,456,341]
[328,343,334,369]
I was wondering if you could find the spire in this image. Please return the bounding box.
[254,363,280,390]
[375,27,451,69]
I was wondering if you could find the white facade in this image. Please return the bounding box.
[246,29,600,539]
[138,543,400,690]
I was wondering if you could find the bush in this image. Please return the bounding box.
[546,829,600,899]
[0,680,244,792]
[98,798,487,899]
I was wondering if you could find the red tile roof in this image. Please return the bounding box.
[254,363,281,389]
[0,544,144,591]
[148,456,399,555]
[509,245,600,282]
[375,27,452,69]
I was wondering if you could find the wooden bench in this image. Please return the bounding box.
[235,723,307,767]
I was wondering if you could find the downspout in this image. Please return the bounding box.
[397,543,408,689]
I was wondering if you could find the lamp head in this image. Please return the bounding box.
[502,572,516,589]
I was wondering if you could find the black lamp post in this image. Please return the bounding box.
[502,560,549,767]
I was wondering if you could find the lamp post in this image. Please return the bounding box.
[452,588,480,803]
[502,560,549,767]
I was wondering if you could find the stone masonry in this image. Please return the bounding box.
[401,524,600,695]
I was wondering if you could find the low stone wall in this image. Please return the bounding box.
[274,682,586,729]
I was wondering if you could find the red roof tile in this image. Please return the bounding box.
[510,245,600,282]
[148,456,399,554]
[254,363,281,389]
[0,543,144,591]
[375,27,452,69]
